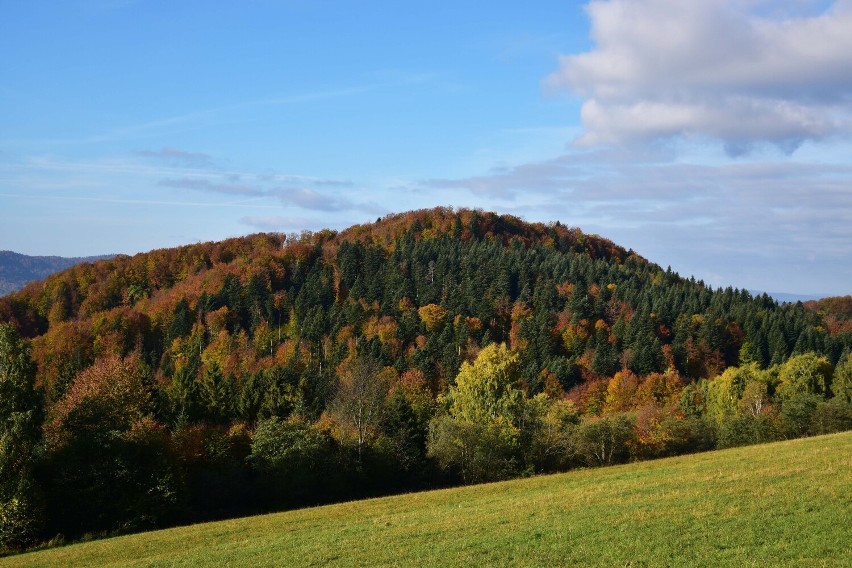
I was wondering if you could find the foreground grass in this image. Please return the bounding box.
[5,432,851,567]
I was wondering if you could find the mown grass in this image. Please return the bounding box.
[5,432,851,567]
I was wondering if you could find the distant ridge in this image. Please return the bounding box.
[0,250,114,296]
[748,290,826,304]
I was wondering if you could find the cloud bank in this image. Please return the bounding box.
[545,0,852,153]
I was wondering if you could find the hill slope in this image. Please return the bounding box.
[6,432,851,567]
[0,207,850,544]
[0,251,113,296]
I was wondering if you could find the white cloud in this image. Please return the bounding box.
[546,0,852,153]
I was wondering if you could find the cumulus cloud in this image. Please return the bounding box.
[546,0,852,153]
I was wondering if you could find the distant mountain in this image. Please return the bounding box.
[0,250,114,296]
[749,290,827,304]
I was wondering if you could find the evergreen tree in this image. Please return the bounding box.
[0,324,44,549]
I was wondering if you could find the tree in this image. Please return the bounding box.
[249,416,331,508]
[572,413,635,466]
[43,355,182,537]
[381,389,428,484]
[739,381,770,417]
[777,353,832,401]
[448,343,523,424]
[604,370,640,413]
[832,352,852,403]
[327,354,390,462]
[427,344,527,483]
[0,324,44,549]
[418,304,448,333]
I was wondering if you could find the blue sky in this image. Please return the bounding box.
[1,0,851,296]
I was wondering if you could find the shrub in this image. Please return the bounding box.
[572,413,635,466]
[809,398,852,436]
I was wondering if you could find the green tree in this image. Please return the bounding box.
[832,352,852,403]
[249,416,331,508]
[427,344,526,483]
[572,413,635,466]
[777,353,832,401]
[0,324,45,549]
[448,343,523,424]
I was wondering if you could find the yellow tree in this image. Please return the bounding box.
[418,303,448,333]
[428,343,526,483]
[449,343,523,424]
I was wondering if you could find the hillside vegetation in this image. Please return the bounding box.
[5,432,851,567]
[0,252,112,297]
[1,208,851,548]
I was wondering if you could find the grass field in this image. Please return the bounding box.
[4,432,851,567]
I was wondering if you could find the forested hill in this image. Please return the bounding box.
[0,250,113,296]
[1,207,851,549]
[1,207,849,402]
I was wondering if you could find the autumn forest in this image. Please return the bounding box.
[1,208,851,550]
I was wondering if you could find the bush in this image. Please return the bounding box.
[780,393,822,438]
[572,413,635,466]
[172,423,252,521]
[427,415,520,484]
[44,419,184,538]
[718,412,780,449]
[526,398,580,473]
[628,406,716,460]
[0,489,44,551]
[809,398,852,435]
[249,416,333,509]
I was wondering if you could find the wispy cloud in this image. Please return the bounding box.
[276,187,347,211]
[7,75,437,149]
[0,192,266,208]
[158,177,265,197]
[135,147,214,168]
[275,187,387,215]
[415,146,852,288]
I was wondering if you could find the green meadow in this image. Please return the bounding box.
[5,432,850,567]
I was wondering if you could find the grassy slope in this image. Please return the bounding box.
[6,432,851,567]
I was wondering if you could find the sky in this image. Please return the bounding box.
[1,0,851,296]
